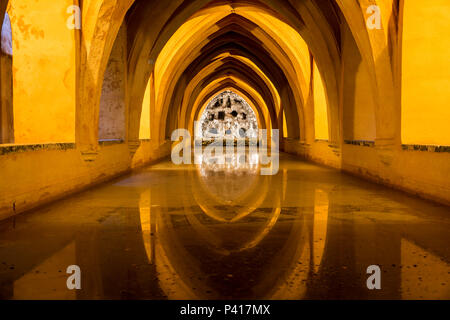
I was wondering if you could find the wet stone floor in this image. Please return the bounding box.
[0,153,449,299]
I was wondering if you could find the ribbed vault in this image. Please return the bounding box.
[76,0,399,158]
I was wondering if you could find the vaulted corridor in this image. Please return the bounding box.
[0,0,449,300]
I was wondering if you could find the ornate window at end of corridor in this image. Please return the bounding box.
[199,91,258,140]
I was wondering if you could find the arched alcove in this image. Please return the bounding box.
[341,22,376,143]
[98,22,127,142]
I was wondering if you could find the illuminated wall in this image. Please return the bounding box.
[401,0,450,145]
[313,62,329,141]
[9,0,76,143]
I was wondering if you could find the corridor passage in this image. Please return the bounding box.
[0,153,449,300]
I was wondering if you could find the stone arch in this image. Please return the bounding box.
[76,0,398,156]
[335,0,398,147]
[77,0,134,155]
[125,0,343,150]
[97,20,127,142]
[129,7,310,147]
[190,83,270,136]
[163,60,284,142]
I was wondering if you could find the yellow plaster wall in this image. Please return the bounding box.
[401,0,450,145]
[9,0,76,143]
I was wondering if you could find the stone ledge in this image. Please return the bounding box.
[401,144,450,153]
[0,143,76,156]
[283,138,308,144]
[344,140,375,147]
[98,139,125,147]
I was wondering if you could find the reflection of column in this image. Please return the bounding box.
[282,168,287,202]
[139,189,153,263]
[313,189,329,273]
[265,207,309,300]
[76,191,153,299]
[153,207,204,299]
[310,188,369,299]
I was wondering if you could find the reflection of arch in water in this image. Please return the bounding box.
[263,188,330,299]
[261,212,309,299]
[138,180,330,299]
[312,189,329,273]
[181,166,279,254]
[139,189,153,264]
[190,158,269,223]
[153,204,311,299]
[156,207,221,299]
[186,191,281,255]
[139,189,206,299]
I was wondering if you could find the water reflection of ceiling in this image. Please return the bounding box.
[138,160,324,299]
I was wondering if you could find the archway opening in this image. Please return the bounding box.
[198,90,258,141]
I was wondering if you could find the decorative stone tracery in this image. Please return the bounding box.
[199,91,258,139]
